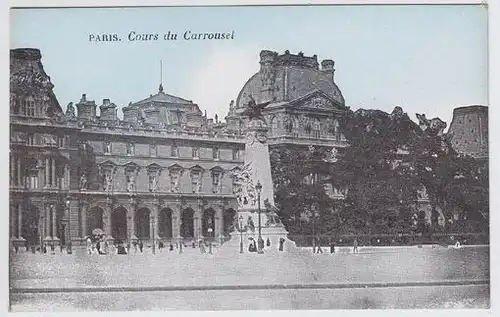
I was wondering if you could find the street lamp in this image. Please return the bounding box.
[152,217,156,254]
[256,181,264,254]
[239,215,244,253]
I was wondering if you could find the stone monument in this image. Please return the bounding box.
[225,96,296,252]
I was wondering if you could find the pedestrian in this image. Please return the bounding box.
[169,243,174,251]
[192,241,196,248]
[179,241,183,253]
[279,238,284,251]
[316,237,323,254]
[86,237,92,255]
[330,240,335,254]
[139,240,143,253]
[266,237,271,247]
[43,244,47,254]
[159,241,164,252]
[248,238,255,252]
[208,241,212,254]
[96,240,102,254]
[117,243,127,255]
[126,242,130,254]
[199,239,206,254]
[353,238,358,254]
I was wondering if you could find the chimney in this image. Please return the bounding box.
[321,59,335,82]
[76,93,97,120]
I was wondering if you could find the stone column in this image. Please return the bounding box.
[44,204,53,241]
[64,164,68,190]
[215,207,223,241]
[103,202,112,238]
[38,209,45,245]
[18,203,23,239]
[128,199,137,242]
[17,157,22,187]
[151,203,159,240]
[45,158,50,187]
[51,158,56,187]
[10,155,14,185]
[194,208,202,240]
[10,204,16,239]
[172,207,180,239]
[52,205,58,240]
[81,201,88,238]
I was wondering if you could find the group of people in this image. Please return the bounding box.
[247,237,286,253]
[312,237,359,254]
[84,236,221,255]
[11,240,73,255]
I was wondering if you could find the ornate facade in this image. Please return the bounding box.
[9,48,350,247]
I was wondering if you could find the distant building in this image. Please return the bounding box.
[448,105,488,160]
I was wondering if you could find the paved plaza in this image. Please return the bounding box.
[9,245,489,310]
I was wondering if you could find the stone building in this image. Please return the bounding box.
[10,48,349,247]
[448,105,488,160]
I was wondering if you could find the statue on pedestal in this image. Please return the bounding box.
[240,95,271,123]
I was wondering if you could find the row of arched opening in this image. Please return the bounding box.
[87,207,237,240]
[10,203,237,245]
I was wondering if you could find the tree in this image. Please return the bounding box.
[270,144,334,237]
[332,107,423,235]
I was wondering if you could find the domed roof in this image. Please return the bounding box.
[235,50,345,111]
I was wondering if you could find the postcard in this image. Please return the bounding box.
[8,3,489,311]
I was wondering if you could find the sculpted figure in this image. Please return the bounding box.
[80,173,87,190]
[240,95,271,123]
[127,174,135,192]
[104,172,113,191]
[150,174,158,192]
[66,102,76,119]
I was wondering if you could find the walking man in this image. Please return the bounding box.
[330,239,335,254]
[316,237,323,254]
[353,238,359,254]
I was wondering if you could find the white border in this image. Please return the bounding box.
[1,1,497,317]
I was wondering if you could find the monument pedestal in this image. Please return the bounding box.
[221,105,297,253]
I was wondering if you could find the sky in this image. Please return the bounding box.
[10,5,488,127]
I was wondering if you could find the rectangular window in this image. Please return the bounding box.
[127,143,134,155]
[58,136,64,148]
[335,127,341,142]
[28,171,38,189]
[213,147,219,160]
[212,172,220,193]
[103,141,111,154]
[192,147,199,159]
[171,145,178,157]
[150,144,157,157]
[191,172,200,193]
[24,99,35,117]
[27,133,35,146]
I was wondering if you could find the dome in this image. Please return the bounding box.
[235,50,345,111]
